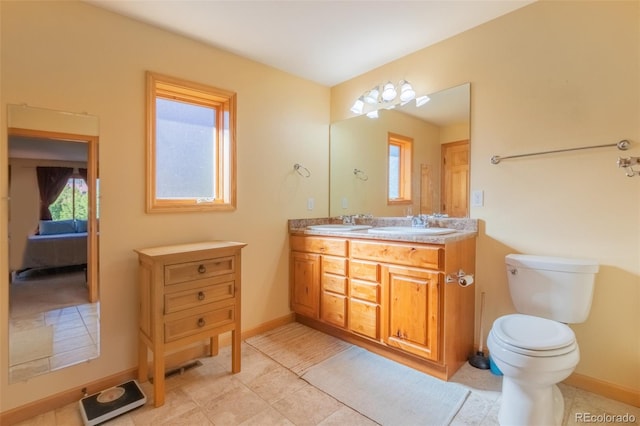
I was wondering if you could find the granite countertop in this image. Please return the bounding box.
[288,217,478,244]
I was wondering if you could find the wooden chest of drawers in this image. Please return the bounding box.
[135,241,246,407]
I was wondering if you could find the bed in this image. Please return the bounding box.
[18,219,87,274]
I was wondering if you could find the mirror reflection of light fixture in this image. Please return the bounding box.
[350,96,365,114]
[366,110,379,118]
[415,95,431,107]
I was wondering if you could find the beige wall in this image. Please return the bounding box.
[1,1,329,411]
[333,0,639,393]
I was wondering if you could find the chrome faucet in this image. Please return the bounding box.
[341,215,356,225]
[411,214,430,228]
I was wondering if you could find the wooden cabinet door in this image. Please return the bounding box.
[383,265,441,361]
[291,251,320,318]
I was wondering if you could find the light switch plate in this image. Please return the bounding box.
[471,190,484,207]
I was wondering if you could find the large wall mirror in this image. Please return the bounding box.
[7,104,99,383]
[330,83,470,217]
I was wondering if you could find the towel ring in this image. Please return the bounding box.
[353,168,369,181]
[294,163,311,178]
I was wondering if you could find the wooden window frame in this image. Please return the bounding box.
[146,71,237,213]
[387,132,413,205]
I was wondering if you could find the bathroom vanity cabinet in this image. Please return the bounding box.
[290,232,475,380]
[135,241,246,407]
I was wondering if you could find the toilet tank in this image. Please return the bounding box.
[505,254,599,323]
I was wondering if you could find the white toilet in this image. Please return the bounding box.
[487,254,599,426]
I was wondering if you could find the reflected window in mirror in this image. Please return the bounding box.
[387,133,413,205]
[146,72,237,213]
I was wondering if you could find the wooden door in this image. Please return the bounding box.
[441,140,469,217]
[383,265,440,361]
[290,251,320,318]
[420,164,434,214]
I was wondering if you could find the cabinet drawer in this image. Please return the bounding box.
[290,235,348,257]
[349,299,379,340]
[322,256,347,275]
[165,256,235,285]
[322,274,347,294]
[351,240,443,270]
[350,260,379,282]
[350,280,379,303]
[165,305,235,342]
[321,292,347,328]
[164,280,235,314]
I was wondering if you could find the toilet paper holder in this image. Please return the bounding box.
[445,269,475,287]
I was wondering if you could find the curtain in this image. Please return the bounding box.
[36,166,74,220]
[79,168,88,183]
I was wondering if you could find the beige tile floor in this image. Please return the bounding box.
[14,324,640,426]
[9,303,100,382]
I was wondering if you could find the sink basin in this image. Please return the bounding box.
[307,224,373,232]
[368,226,457,235]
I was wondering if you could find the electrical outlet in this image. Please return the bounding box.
[471,190,484,207]
[307,197,314,211]
[341,197,348,209]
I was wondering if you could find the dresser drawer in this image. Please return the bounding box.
[164,304,235,342]
[350,279,379,303]
[322,256,347,275]
[350,260,379,282]
[351,240,443,270]
[164,280,235,314]
[164,256,235,285]
[290,235,348,257]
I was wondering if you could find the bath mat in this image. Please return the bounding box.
[10,325,54,366]
[246,322,351,375]
[301,346,470,425]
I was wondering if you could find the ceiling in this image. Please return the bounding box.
[86,0,534,87]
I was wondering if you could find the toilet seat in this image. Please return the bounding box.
[492,314,576,357]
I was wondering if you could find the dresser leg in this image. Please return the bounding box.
[138,338,148,383]
[153,351,165,407]
[209,336,219,356]
[231,328,241,373]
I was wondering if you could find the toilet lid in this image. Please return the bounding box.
[493,314,576,356]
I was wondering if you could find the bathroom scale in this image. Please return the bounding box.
[79,380,147,425]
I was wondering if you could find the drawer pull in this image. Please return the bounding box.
[197,318,206,327]
[197,291,205,301]
[198,264,206,274]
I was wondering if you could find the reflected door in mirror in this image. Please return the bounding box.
[441,140,469,217]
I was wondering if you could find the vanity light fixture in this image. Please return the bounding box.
[350,80,427,118]
[381,81,397,102]
[364,86,380,104]
[350,96,365,114]
[399,80,416,103]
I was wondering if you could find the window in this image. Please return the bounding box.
[387,133,413,204]
[146,72,237,212]
[50,176,88,221]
